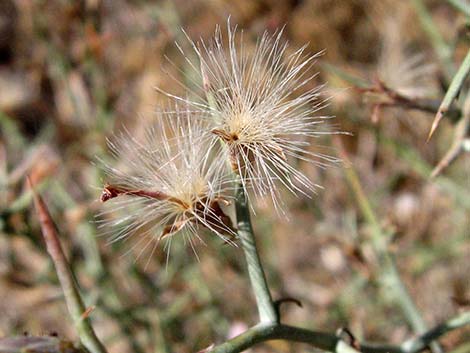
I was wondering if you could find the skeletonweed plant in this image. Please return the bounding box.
[99,22,336,254]
[98,108,236,258]
[159,23,337,211]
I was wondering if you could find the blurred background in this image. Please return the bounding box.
[0,0,469,352]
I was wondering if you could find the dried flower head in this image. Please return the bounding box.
[98,108,235,257]
[377,16,437,99]
[160,24,336,208]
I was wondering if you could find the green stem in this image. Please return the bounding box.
[339,144,443,353]
[402,311,470,353]
[210,324,347,353]
[235,181,278,324]
[429,48,470,139]
[209,312,470,353]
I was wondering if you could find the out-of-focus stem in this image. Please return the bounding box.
[30,181,107,353]
[335,139,443,353]
[235,180,278,324]
[401,311,470,353]
[429,48,470,140]
[431,91,470,177]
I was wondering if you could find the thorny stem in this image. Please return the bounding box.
[431,91,470,177]
[208,311,470,353]
[218,155,468,353]
[429,48,470,140]
[235,180,278,324]
[360,80,461,123]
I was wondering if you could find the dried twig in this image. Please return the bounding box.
[29,178,107,353]
[360,80,460,123]
[334,137,443,353]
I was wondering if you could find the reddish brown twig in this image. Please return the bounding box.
[29,177,107,353]
[101,183,235,240]
[359,79,460,123]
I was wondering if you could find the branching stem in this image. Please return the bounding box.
[208,312,470,353]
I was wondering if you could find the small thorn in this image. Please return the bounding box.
[428,109,445,142]
[274,297,303,308]
[197,344,215,353]
[81,306,95,320]
[336,327,360,350]
[430,167,440,179]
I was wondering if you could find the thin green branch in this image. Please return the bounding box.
[208,311,470,353]
[30,180,107,353]
[209,324,348,353]
[429,48,470,139]
[235,181,278,324]
[335,139,442,353]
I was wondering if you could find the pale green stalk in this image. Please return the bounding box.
[235,180,278,324]
[429,48,470,139]
[338,143,443,353]
[209,311,470,353]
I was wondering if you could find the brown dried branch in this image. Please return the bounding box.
[360,80,460,123]
[29,178,107,353]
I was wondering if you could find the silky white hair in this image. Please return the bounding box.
[97,107,235,260]
[158,22,338,211]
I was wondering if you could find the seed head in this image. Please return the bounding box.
[378,17,437,99]
[160,23,336,209]
[98,108,235,256]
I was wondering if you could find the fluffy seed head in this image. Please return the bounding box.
[161,23,337,208]
[97,108,235,257]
